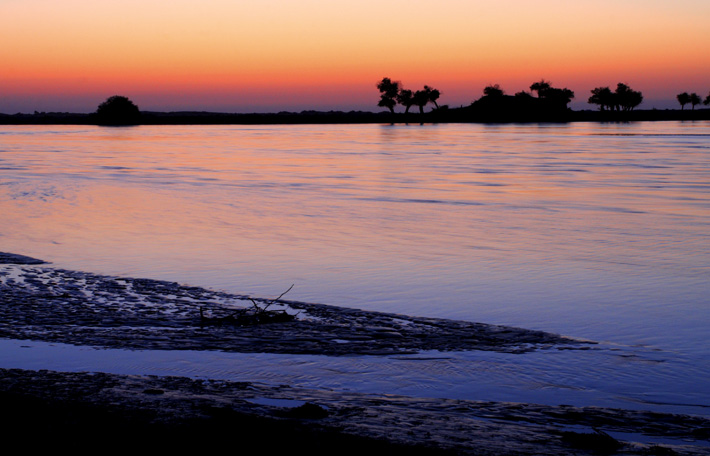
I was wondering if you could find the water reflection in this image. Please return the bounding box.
[0,122,709,358]
[1,339,708,417]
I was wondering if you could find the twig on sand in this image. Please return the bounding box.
[248,284,294,313]
[199,285,296,326]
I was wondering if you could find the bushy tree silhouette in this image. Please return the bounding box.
[588,87,615,111]
[704,92,710,106]
[483,84,504,97]
[376,77,401,114]
[614,83,643,111]
[588,84,642,111]
[378,95,397,113]
[540,87,575,108]
[412,90,430,114]
[377,77,400,98]
[677,92,690,110]
[424,85,441,109]
[527,80,575,109]
[689,93,701,110]
[530,80,551,98]
[377,95,397,114]
[396,89,414,114]
[96,95,140,125]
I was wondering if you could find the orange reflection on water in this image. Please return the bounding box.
[1,123,709,342]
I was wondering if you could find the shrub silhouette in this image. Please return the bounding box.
[533,81,574,109]
[539,87,575,109]
[472,82,571,117]
[96,95,141,125]
[483,84,505,97]
[530,80,551,98]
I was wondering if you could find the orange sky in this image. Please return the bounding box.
[2,0,709,112]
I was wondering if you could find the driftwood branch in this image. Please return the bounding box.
[200,285,296,326]
[249,283,294,313]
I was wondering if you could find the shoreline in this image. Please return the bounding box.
[2,252,710,454]
[1,108,709,126]
[0,252,582,356]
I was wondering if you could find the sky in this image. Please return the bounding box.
[2,0,709,113]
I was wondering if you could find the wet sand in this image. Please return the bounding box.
[1,252,709,454]
[0,252,581,356]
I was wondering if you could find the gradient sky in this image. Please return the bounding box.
[2,0,709,113]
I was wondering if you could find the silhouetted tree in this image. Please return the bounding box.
[677,92,690,110]
[95,95,140,125]
[539,87,575,109]
[483,84,504,97]
[530,80,575,109]
[704,92,710,106]
[689,93,701,110]
[378,95,397,113]
[424,85,441,109]
[588,84,642,112]
[588,86,615,111]
[397,89,415,114]
[614,83,643,111]
[412,89,430,114]
[376,77,401,114]
[530,80,551,97]
[377,77,400,98]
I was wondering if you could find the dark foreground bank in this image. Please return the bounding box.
[2,368,709,455]
[2,253,710,455]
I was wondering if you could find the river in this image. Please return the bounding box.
[1,121,708,415]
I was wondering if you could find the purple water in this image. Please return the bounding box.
[1,122,709,414]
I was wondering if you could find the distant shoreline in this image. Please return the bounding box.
[1,107,709,126]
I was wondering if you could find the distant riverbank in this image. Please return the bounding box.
[2,107,709,125]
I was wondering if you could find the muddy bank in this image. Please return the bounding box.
[1,253,710,454]
[1,368,708,455]
[0,252,585,356]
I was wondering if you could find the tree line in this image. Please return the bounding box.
[378,78,710,113]
[377,78,441,114]
[377,77,579,114]
[587,83,643,111]
[676,92,710,110]
[485,79,575,108]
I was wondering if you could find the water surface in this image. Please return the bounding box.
[1,122,709,412]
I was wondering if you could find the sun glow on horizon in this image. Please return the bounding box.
[2,0,710,112]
